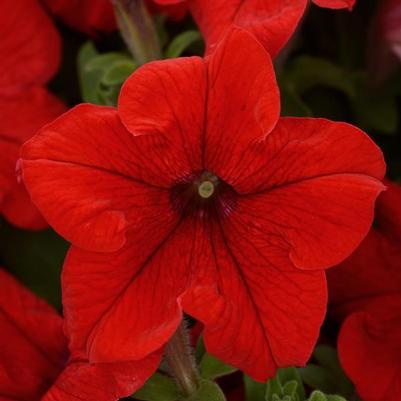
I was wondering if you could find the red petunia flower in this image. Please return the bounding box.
[312,0,356,10]
[338,294,401,401]
[0,268,160,401]
[21,28,385,381]
[0,0,64,229]
[188,0,308,56]
[327,179,401,319]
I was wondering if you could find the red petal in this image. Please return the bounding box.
[43,0,117,35]
[189,0,307,57]
[328,180,401,318]
[0,87,65,230]
[313,0,356,10]
[119,56,206,179]
[0,0,61,93]
[182,220,327,381]
[148,0,188,20]
[204,28,280,180]
[62,218,205,362]
[338,295,401,401]
[21,104,177,252]
[43,354,161,401]
[213,117,384,270]
[0,269,67,400]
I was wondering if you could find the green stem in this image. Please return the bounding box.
[112,0,162,64]
[164,320,200,397]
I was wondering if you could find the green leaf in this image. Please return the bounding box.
[351,73,398,135]
[278,368,305,401]
[266,377,283,401]
[244,375,266,401]
[184,379,226,401]
[78,41,103,104]
[133,372,178,401]
[300,364,337,395]
[282,381,299,398]
[199,353,237,380]
[307,346,353,397]
[284,56,356,98]
[307,391,348,401]
[102,59,136,86]
[280,84,313,117]
[165,30,203,58]
[308,391,327,401]
[77,41,136,106]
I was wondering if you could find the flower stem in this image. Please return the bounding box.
[112,0,162,65]
[164,320,200,397]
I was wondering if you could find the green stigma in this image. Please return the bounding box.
[198,180,215,199]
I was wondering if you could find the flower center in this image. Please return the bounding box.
[198,180,215,199]
[170,171,237,219]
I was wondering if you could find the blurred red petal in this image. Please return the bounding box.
[43,0,117,35]
[328,180,401,318]
[338,295,401,401]
[312,0,355,10]
[0,0,61,94]
[0,87,65,229]
[0,269,67,401]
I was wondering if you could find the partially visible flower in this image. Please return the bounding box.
[327,180,401,319]
[0,88,65,229]
[21,28,385,381]
[0,0,60,95]
[312,0,356,10]
[188,0,308,56]
[0,0,64,229]
[368,0,401,84]
[43,0,117,35]
[327,180,401,400]
[43,0,187,35]
[338,294,401,401]
[0,268,161,401]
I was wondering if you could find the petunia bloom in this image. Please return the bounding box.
[0,0,64,229]
[0,268,160,401]
[312,0,356,10]
[327,179,401,319]
[21,28,385,381]
[338,294,401,401]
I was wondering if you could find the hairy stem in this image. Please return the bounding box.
[164,320,200,397]
[112,0,162,64]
